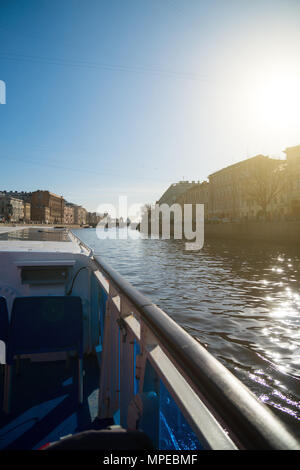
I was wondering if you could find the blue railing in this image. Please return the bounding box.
[70,230,300,450]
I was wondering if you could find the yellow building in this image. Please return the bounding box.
[64,204,75,225]
[23,202,31,223]
[175,181,209,220]
[157,181,198,206]
[0,196,24,222]
[208,155,284,221]
[73,205,87,225]
[284,145,300,218]
[31,191,64,224]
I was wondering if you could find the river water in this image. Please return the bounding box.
[73,228,300,436]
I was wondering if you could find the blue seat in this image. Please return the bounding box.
[3,296,84,414]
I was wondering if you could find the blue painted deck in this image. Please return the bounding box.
[0,355,113,450]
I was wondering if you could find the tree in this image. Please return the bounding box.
[244,158,286,220]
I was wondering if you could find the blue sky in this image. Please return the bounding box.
[1,0,300,211]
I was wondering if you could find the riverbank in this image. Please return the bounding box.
[205,220,300,245]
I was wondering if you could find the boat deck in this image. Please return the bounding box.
[0,226,85,253]
[0,355,112,450]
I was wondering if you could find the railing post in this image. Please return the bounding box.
[137,322,157,393]
[109,300,120,416]
[97,297,111,418]
[98,284,121,420]
[138,323,160,448]
[119,298,135,428]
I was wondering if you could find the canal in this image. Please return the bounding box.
[74,228,300,436]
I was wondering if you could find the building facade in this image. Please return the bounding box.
[157,181,199,206]
[73,205,87,225]
[31,191,64,224]
[0,195,24,222]
[64,203,75,225]
[208,155,285,221]
[175,181,210,221]
[284,145,300,218]
[23,202,31,223]
[87,212,103,226]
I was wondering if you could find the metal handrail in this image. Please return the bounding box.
[69,230,93,254]
[93,254,300,450]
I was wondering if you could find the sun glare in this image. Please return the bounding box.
[255,70,300,132]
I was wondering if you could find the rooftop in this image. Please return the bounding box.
[208,154,279,178]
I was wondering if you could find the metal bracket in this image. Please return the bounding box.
[116,316,127,343]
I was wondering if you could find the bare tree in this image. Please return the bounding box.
[244,159,286,219]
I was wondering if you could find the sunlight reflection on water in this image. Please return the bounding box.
[74,228,300,434]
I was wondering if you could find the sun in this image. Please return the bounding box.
[255,69,300,132]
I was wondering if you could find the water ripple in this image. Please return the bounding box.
[74,228,300,435]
